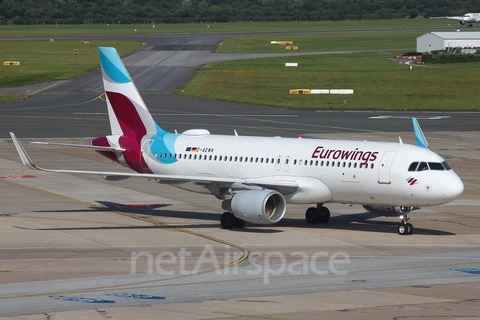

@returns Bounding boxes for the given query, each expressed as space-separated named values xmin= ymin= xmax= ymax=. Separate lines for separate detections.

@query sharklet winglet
xmin=412 ymin=117 xmax=430 ymax=149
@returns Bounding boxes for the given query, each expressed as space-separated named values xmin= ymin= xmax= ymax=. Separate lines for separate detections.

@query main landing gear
xmin=398 ymin=206 xmax=414 ymax=235
xmin=305 ymin=204 xmax=330 ymax=224
xmin=220 ymin=212 xmax=245 ymax=229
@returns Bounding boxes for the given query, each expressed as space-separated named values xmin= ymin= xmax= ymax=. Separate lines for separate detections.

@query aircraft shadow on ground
xmin=29 ymin=200 xmax=455 ymax=236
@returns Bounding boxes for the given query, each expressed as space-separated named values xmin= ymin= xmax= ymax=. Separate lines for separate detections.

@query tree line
xmin=1 ymin=0 xmax=480 ymax=25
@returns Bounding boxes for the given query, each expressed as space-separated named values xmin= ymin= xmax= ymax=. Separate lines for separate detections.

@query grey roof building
xmin=417 ymin=32 xmax=480 ymax=53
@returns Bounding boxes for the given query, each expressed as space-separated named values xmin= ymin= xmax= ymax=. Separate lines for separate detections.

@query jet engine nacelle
xmin=363 ymin=205 xmax=402 ymax=217
xmin=222 ymin=190 xmax=286 ymax=224
xmin=459 ymin=20 xmax=466 ymax=25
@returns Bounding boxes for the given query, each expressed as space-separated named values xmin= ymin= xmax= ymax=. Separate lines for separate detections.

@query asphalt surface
xmin=0 ymin=29 xmax=479 ymax=319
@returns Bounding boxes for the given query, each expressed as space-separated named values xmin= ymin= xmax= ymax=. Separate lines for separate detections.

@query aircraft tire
xmin=305 ymin=207 xmax=318 ymax=224
xmin=317 ymin=207 xmax=331 ymax=223
xmin=234 ymin=218 xmax=246 ymax=229
xmin=221 ymin=212 xmax=236 ymax=229
xmin=407 ymin=223 xmax=414 ymax=235
xmin=398 ymin=224 xmax=409 ymax=235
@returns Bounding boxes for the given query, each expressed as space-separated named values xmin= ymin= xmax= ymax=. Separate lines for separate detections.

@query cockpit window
xmin=442 ymin=161 xmax=451 ymax=170
xmin=428 ymin=162 xmax=444 ymax=170
xmin=408 ymin=162 xmax=419 ymax=172
xmin=417 ymin=162 xmax=429 ymax=171
xmin=408 ymin=161 xmax=451 ymax=171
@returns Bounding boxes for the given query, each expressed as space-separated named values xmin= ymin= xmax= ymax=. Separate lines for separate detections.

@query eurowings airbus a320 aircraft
xmin=10 ymin=47 xmax=464 ymax=235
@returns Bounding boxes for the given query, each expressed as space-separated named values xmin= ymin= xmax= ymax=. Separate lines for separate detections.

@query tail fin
xmin=98 ymin=47 xmax=167 ymax=137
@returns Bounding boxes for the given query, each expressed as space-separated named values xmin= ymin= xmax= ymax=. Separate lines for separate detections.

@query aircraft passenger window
xmin=331 ymin=161 xmax=335 ymax=167
xmin=370 ymin=163 xmax=374 ymax=169
xmin=261 ymin=158 xmax=264 ymax=163
xmin=428 ymin=162 xmax=445 ymax=170
xmin=343 ymin=162 xmax=346 ymax=167
xmin=354 ymin=163 xmax=357 ymax=168
xmin=209 ymin=155 xmax=212 ymax=160
xmin=338 ymin=162 xmax=341 ymax=167
xmin=417 ymin=162 xmax=428 ymax=171
xmin=310 ymin=160 xmax=313 ymax=166
xmin=234 ymin=156 xmax=238 ymax=162
xmin=294 ymin=159 xmax=297 ymax=165
xmin=348 ymin=162 xmax=351 ymax=168
xmin=442 ymin=161 xmax=451 ymax=170
xmin=315 ymin=160 xmax=318 ymax=166
xmin=189 ymin=154 xmax=192 ymax=160
xmin=276 ymin=158 xmax=279 ymax=164
xmin=321 ymin=161 xmax=324 ymax=166
xmin=256 ymin=157 xmax=259 ymax=163
xmin=230 ymin=156 xmax=233 ymax=161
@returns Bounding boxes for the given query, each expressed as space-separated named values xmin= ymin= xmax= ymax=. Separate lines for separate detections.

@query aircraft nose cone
xmin=444 ymin=173 xmax=464 ymax=202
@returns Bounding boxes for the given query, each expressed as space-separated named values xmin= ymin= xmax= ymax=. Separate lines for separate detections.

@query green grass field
xmin=178 ymin=53 xmax=480 ymax=110
xmin=216 ymin=32 xmax=421 ymax=53
xmin=0 ymin=39 xmax=143 ymax=102
xmin=0 ymin=18 xmax=454 ymax=36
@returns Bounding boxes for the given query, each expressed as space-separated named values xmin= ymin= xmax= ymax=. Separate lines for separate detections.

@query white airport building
xmin=417 ymin=32 xmax=480 ymax=53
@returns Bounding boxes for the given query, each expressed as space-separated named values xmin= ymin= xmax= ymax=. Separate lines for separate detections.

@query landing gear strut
xmin=398 ymin=206 xmax=414 ymax=235
xmin=220 ymin=212 xmax=245 ymax=229
xmin=305 ymin=204 xmax=330 ymax=224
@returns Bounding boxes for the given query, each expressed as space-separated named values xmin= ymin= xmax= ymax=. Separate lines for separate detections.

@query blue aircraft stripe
xmin=98 ymin=47 xmax=131 ymax=84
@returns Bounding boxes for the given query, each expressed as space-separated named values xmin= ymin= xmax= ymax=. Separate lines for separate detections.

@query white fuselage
xmin=142 ymin=131 xmax=464 ymax=207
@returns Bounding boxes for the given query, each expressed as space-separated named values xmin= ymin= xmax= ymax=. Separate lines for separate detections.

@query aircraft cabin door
xmin=141 ymin=139 xmax=153 ymax=170
xmin=284 ymin=156 xmax=290 ymax=171
xmin=378 ymin=151 xmax=396 ymax=184
xmin=275 ymin=155 xmax=282 ymax=171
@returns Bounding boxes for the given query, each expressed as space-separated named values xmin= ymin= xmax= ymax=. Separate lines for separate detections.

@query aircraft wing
xmin=429 ymin=16 xmax=464 ymax=20
xmin=9 ymin=132 xmax=299 ymax=194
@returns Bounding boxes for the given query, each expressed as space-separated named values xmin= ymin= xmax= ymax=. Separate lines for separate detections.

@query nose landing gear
xmin=398 ymin=206 xmax=414 ymax=235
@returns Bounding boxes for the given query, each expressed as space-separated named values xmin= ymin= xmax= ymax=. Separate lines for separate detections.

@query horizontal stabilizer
xmin=31 ymin=141 xmax=125 ymax=152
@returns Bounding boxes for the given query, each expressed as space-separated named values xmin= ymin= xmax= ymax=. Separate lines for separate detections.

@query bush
xmin=431 ymin=53 xmax=480 ymax=63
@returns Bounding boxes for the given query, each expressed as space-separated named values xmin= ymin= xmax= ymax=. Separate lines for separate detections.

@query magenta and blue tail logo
xmin=97 ymin=47 xmax=179 ymax=168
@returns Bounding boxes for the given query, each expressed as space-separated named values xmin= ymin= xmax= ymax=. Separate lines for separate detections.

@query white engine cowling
xmin=363 ymin=205 xmax=401 ymax=217
xmin=222 ymin=190 xmax=287 ymax=224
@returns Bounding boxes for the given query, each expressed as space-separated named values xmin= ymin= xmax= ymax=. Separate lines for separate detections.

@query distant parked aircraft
xmin=431 ymin=13 xmax=480 ymax=27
